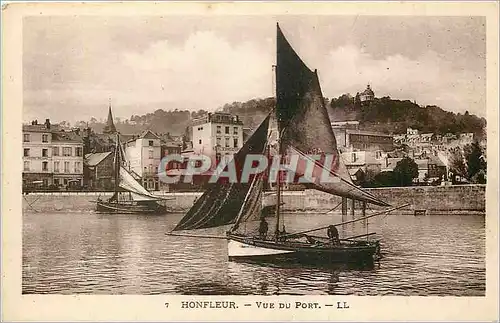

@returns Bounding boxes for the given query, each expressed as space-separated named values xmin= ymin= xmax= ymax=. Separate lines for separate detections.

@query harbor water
xmin=22 ymin=211 xmax=485 ymax=296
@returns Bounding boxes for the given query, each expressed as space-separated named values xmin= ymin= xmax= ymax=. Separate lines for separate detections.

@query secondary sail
xmin=118 ymin=166 xmax=159 ymax=201
xmin=275 ymin=24 xmax=389 ymax=207
xmin=172 ymin=114 xmax=271 ymax=231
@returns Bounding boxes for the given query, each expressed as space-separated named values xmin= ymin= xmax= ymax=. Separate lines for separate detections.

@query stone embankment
xmin=22 ymin=185 xmax=486 ymax=215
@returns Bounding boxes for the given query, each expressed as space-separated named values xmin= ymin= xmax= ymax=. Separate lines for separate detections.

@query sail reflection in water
xmin=23 ymin=212 xmax=485 ymax=296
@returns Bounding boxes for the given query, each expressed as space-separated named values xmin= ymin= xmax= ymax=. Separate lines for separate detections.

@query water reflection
xmin=23 ymin=212 xmax=485 ymax=296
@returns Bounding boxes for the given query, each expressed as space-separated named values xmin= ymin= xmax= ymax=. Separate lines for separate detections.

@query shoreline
xmin=22 ymin=184 xmax=486 ymax=215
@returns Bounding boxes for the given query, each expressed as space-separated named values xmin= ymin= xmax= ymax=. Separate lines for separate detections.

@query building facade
xmin=83 ymin=152 xmax=114 ymax=190
xmin=123 ymin=130 xmax=163 ymax=191
xmin=191 ymin=112 xmax=244 ymax=167
xmin=334 ymin=128 xmax=394 ymax=152
xmin=23 ymin=119 xmax=84 ymax=189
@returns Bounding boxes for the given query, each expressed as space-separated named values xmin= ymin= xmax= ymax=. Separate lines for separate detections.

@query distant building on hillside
xmin=359 ymin=84 xmax=375 ymax=103
xmin=407 ymin=127 xmax=419 ymax=135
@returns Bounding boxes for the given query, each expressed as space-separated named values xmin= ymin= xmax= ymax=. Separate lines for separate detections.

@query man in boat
xmin=327 ymin=225 xmax=340 ymax=245
xmin=258 ymin=217 xmax=268 ymax=240
xmin=277 ymin=224 xmax=287 ymax=242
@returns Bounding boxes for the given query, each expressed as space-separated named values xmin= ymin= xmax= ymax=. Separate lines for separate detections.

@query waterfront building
xmin=341 ymin=150 xmax=384 ymax=183
xmin=51 ymin=130 xmax=84 ymax=188
xmin=23 ymin=119 xmax=84 ymax=189
xmin=83 ymin=152 xmax=113 ymax=190
xmin=191 ymin=112 xmax=244 ymax=167
xmin=123 ymin=130 xmax=162 ymax=191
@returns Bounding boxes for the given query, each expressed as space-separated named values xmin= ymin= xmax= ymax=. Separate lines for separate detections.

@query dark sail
xmin=276 ymin=24 xmax=389 ymax=207
xmin=172 ymin=114 xmax=271 ymax=231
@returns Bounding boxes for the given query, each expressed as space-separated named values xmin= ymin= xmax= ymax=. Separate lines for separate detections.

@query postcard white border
xmin=2 ymin=1 xmax=499 ymax=321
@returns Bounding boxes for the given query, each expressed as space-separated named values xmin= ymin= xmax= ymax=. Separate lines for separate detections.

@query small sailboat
xmin=168 ymin=24 xmax=408 ymax=265
xmin=95 ymin=133 xmax=173 ymax=214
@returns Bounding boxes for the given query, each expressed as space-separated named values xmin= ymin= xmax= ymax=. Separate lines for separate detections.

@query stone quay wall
xmin=22 ymin=185 xmax=485 ymax=215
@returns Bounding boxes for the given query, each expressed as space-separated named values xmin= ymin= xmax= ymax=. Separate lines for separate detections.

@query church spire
xmin=103 ymin=98 xmax=117 ymax=134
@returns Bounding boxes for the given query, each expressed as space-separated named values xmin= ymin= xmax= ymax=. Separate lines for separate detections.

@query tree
xmin=449 ymin=147 xmax=467 ymax=181
xmin=449 ymin=141 xmax=487 ymax=184
xmin=393 ymin=157 xmax=419 ymax=186
xmin=466 ymin=141 xmax=486 ymax=182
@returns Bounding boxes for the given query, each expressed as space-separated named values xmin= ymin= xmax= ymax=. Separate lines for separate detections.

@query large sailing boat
xmin=95 ymin=133 xmax=173 ymax=214
xmin=169 ymin=24 xmax=407 ymax=264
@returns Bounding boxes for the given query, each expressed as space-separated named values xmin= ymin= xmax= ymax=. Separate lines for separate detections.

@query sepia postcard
xmin=2 ymin=1 xmax=499 ymax=321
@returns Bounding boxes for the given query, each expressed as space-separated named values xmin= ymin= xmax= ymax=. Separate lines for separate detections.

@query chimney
xmin=45 ymin=119 xmax=51 ymax=129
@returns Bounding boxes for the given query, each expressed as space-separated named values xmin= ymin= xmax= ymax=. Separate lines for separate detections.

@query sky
xmin=23 ymin=15 xmax=486 ymax=124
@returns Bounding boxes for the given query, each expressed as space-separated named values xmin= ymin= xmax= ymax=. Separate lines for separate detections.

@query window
xmin=233 ymin=138 xmax=239 ymax=148
xmin=23 ymin=148 xmax=30 ymax=157
xmin=149 ymin=140 xmax=154 ymax=147
xmin=42 ymin=149 xmax=48 ymax=157
xmin=198 ymin=139 xmax=202 ymax=144
xmin=225 ymin=137 xmax=230 ymax=148
xmin=233 ymin=127 xmax=238 ymax=135
xmin=351 ymin=153 xmax=357 ymax=162
xmin=75 ymin=147 xmax=83 ymax=157
xmin=63 ymin=147 xmax=72 ymax=156
xmin=74 ymin=162 xmax=81 ymax=173
xmin=216 ymin=137 xmax=221 ymax=146
xmin=23 ymin=134 xmax=30 ymax=142
xmin=42 ymin=134 xmax=48 ymax=143
xmin=42 ymin=161 xmax=48 ymax=171
xmin=53 ymin=179 xmax=59 ymax=186
xmin=216 ymin=126 xmax=221 ymax=134
xmin=216 ymin=153 xmax=222 ymax=163
xmin=54 ymin=161 xmax=60 ymax=173
xmin=225 ymin=126 xmax=230 ymax=134
xmin=23 ymin=161 xmax=29 ymax=171
xmin=148 ymin=150 xmax=154 ymax=159
xmin=53 ymin=147 xmax=59 ymax=156
xmin=64 ymin=161 xmax=70 ymax=173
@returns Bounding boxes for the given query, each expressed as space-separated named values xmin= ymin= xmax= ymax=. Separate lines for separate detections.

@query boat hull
xmin=227 ymin=234 xmax=379 ymax=265
xmin=96 ymin=201 xmax=169 ymax=215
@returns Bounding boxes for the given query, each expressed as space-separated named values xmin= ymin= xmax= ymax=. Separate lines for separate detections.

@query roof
xmin=140 ymin=130 xmax=161 ymax=140
xmin=415 ymin=159 xmax=429 ymax=169
xmin=345 ymin=129 xmax=393 ymax=138
xmin=22 ymin=123 xmax=62 ymax=133
xmin=84 ymin=152 xmax=112 ymax=166
xmin=428 ymin=155 xmax=446 ymax=167
xmin=52 ymin=131 xmax=83 ymax=143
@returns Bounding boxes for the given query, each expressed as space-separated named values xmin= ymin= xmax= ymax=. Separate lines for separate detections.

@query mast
xmin=114 ymin=133 xmax=120 ymax=202
xmin=274 ymin=149 xmax=281 ymax=240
